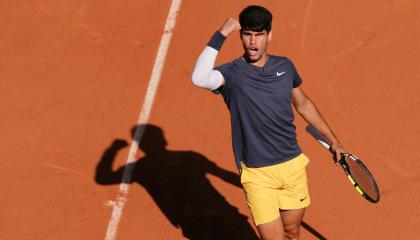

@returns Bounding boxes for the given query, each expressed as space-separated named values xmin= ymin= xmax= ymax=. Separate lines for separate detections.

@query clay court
xmin=1 ymin=0 xmax=420 ymax=239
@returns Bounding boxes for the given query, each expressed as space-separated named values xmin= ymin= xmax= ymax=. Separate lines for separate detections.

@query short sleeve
xmin=290 ymin=60 xmax=302 ymax=88
xmin=212 ymin=85 xmax=225 ymax=94
xmin=212 ymin=63 xmax=231 ymax=95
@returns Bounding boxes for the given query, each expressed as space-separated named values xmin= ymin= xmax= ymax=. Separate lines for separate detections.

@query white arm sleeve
xmin=191 ymin=46 xmax=225 ymax=90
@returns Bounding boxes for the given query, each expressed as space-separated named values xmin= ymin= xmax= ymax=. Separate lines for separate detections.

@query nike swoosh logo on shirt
xmin=277 ymin=71 xmax=286 ymax=77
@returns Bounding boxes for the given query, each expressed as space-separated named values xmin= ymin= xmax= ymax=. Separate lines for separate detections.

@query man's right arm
xmin=191 ymin=18 xmax=241 ymax=90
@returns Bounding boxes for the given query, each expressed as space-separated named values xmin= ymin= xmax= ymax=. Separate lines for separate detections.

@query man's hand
xmin=111 ymin=139 xmax=129 ymax=149
xmin=331 ymin=141 xmax=346 ymax=165
xmin=219 ymin=18 xmax=241 ymax=37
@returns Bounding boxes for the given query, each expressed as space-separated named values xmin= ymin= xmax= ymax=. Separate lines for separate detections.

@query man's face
xmin=240 ymin=29 xmax=272 ymax=62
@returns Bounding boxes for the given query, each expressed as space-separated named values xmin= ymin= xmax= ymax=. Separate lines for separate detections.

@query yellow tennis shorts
xmin=240 ymin=153 xmax=310 ymax=225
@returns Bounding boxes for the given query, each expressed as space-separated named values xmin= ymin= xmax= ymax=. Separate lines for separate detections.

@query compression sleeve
xmin=191 ymin=32 xmax=226 ymax=90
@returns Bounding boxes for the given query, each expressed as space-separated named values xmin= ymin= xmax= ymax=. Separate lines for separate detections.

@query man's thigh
xmin=256 ymin=217 xmax=284 ymax=240
xmin=280 ymin=208 xmax=306 ymax=239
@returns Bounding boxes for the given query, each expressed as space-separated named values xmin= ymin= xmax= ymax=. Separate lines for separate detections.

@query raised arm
xmin=191 ymin=18 xmax=241 ymax=90
xmin=292 ymin=87 xmax=345 ymax=162
xmin=95 ymin=139 xmax=128 ymax=184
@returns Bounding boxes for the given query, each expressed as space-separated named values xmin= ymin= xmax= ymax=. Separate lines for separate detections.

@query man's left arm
xmin=292 ymin=87 xmax=345 ymax=162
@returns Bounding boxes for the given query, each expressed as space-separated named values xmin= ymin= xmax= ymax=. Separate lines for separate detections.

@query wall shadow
xmin=95 ymin=124 xmax=258 ymax=240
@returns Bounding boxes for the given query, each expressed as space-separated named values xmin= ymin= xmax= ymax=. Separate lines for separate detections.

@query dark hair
xmin=239 ymin=5 xmax=272 ymax=32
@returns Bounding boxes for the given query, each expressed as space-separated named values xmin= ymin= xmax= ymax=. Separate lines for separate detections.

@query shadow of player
xmin=95 ymin=124 xmax=258 ymax=240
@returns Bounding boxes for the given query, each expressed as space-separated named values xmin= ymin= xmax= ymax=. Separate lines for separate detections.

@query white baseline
xmin=104 ymin=0 xmax=182 ymax=239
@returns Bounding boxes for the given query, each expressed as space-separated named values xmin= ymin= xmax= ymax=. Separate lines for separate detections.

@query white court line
xmin=104 ymin=0 xmax=182 ymax=239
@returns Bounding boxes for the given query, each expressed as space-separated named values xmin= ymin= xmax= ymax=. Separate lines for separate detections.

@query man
xmin=192 ymin=5 xmax=345 ymax=240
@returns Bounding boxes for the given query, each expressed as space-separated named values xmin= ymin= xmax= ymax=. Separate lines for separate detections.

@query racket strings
xmin=344 ymin=155 xmax=379 ymax=201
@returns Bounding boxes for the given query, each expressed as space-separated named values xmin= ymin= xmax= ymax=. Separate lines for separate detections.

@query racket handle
xmin=306 ymin=124 xmax=346 ymax=161
xmin=306 ymin=125 xmax=331 ymax=148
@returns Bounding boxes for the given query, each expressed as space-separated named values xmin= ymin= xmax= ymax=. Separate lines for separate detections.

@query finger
xmin=230 ymin=21 xmax=239 ymax=27
xmin=336 ymin=150 xmax=344 ymax=165
xmin=229 ymin=18 xmax=238 ymax=26
xmin=335 ymin=156 xmax=341 ymax=165
xmin=332 ymin=151 xmax=339 ymax=165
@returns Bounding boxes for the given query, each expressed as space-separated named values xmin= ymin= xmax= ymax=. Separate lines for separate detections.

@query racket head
xmin=339 ymin=153 xmax=380 ymax=203
xmin=306 ymin=124 xmax=380 ymax=203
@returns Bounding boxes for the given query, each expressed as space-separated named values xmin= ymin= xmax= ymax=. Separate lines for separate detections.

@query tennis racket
xmin=306 ymin=125 xmax=380 ymax=203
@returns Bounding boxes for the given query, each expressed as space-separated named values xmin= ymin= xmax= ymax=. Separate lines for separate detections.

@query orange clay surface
xmin=1 ymin=0 xmax=420 ymax=239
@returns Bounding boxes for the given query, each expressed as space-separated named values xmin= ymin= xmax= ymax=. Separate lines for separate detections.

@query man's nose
xmin=250 ymin=35 xmax=256 ymax=44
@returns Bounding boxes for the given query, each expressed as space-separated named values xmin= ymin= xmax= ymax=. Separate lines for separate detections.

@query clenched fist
xmin=219 ymin=18 xmax=241 ymax=37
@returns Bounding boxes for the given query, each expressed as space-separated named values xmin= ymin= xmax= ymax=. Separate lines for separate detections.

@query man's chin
xmin=245 ymin=55 xmax=261 ymax=63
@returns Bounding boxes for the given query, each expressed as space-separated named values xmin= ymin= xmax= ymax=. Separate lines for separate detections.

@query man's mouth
xmin=248 ymin=47 xmax=258 ymax=56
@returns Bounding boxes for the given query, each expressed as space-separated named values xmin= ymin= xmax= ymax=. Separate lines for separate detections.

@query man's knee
xmin=283 ymin=224 xmax=300 ymax=240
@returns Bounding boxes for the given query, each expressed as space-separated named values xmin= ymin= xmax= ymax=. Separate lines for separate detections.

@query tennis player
xmin=192 ymin=5 xmax=345 ymax=240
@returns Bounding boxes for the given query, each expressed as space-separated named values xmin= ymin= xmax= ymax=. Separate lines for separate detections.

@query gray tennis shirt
xmin=213 ymin=52 xmax=303 ymax=169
